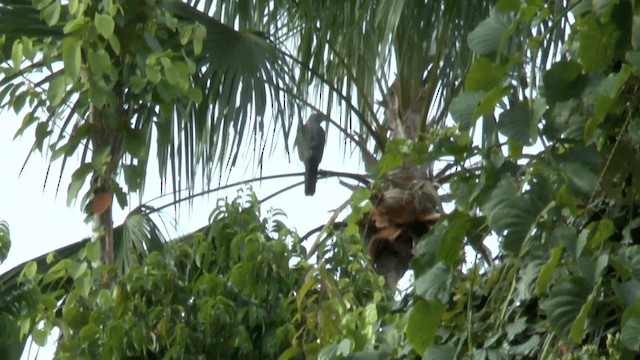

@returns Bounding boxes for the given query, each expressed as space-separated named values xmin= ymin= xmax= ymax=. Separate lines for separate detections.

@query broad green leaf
xmin=123 ymin=128 xmax=148 ymax=160
xmin=42 ymin=1 xmax=61 ymax=26
xmin=569 ymin=282 xmax=599 ymax=343
xmin=123 ymin=164 xmax=145 ymax=192
xmin=468 ymin=11 xmax=511 ymax=55
xmin=63 ymin=15 xmax=88 ymax=34
xmin=79 ymin=323 xmax=98 ymax=342
xmin=541 ymin=276 xmax=592 ymax=339
xmin=423 ymin=344 xmax=456 ymax=360
xmin=12 ymin=90 xmax=28 ymax=114
xmin=318 ymin=345 xmax=338 ymax=360
xmin=450 ymin=91 xmax=484 ymax=130
xmin=32 ymin=328 xmax=49 ymax=346
xmin=496 ymin=0 xmax=520 ymax=12
xmin=465 ymin=57 xmax=506 ymax=91
xmin=11 ymin=40 xmax=22 ymax=70
xmin=561 ymin=162 xmax=598 ymax=195
xmin=47 ymin=75 xmax=66 ymax=106
xmin=179 ymin=24 xmax=193 ymax=45
xmin=107 ymin=34 xmax=120 ymax=53
xmin=634 ymin=14 xmax=640 ymax=50
xmin=406 ymin=299 xmax=445 ymax=355
xmin=576 ymin=15 xmax=619 ymax=71
xmin=535 ymin=245 xmax=563 ymax=296
xmin=62 ymin=37 xmax=82 ymax=79
xmin=475 ymin=86 xmax=509 ymax=118
xmin=97 ymin=289 xmax=112 ymax=309
xmin=505 ymin=317 xmax=528 ymax=340
xmin=542 ymin=60 xmax=586 ymax=105
xmin=193 ymin=24 xmax=206 ymax=55
xmin=336 ymin=338 xmax=353 ymax=356
xmin=76 ymin=274 xmax=93 ymax=298
xmin=498 ymin=104 xmax=535 ymax=146
xmin=66 ymin=163 xmax=93 ymax=206
xmin=68 ymin=0 xmax=79 ymax=15
xmin=482 ymin=178 xmax=546 ymax=253
xmin=67 ymin=261 xmax=88 ymax=280
xmin=94 ymin=14 xmax=115 ymax=38
xmin=586 ymin=66 xmax=632 ymax=139
xmin=621 ymin=303 xmax=640 ymax=351
xmin=435 ymin=212 xmax=469 ymax=267
xmin=34 ymin=121 xmax=52 ymax=152
xmin=42 ymin=259 xmax=71 ymax=284
xmin=92 ymin=146 xmax=112 ymax=174
xmin=278 ymin=347 xmax=301 ymax=360
xmin=87 ymin=48 xmax=112 ymax=77
xmin=592 ymin=0 xmax=617 ymax=21
xmin=22 ymin=261 xmax=37 ymax=280
xmin=587 ymin=219 xmax=615 ymax=251
xmin=414 ymin=262 xmax=451 ymax=302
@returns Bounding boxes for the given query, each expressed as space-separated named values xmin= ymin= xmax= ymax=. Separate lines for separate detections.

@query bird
xmin=295 ymin=113 xmax=326 ymax=196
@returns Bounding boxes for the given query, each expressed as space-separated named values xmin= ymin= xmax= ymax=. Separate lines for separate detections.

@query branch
xmin=147 ymin=170 xmax=370 ymax=215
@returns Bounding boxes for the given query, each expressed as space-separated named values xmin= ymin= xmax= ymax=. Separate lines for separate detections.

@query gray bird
xmin=295 ymin=113 xmax=326 ymax=196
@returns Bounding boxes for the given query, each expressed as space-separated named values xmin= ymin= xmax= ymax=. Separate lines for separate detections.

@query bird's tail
xmin=305 ymin=165 xmax=318 ymax=196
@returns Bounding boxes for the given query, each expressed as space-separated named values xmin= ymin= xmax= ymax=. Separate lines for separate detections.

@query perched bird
xmin=295 ymin=113 xmax=326 ymax=196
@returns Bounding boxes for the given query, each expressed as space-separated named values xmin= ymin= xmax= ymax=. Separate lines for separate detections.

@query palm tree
xmin=0 ymin=0 xmax=573 ymax=357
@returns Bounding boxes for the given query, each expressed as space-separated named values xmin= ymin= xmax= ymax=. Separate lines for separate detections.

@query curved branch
xmin=147 ymin=170 xmax=370 ymax=215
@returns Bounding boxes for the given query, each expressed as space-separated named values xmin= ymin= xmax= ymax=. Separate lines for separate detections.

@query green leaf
xmin=336 ymin=338 xmax=353 ymax=356
xmin=414 ymin=263 xmax=451 ymax=302
xmin=587 ymin=219 xmax=615 ymax=251
xmin=66 ymin=163 xmax=93 ymax=206
xmin=435 ymin=213 xmax=469 ymax=267
xmin=64 ymin=16 xmax=88 ymax=34
xmin=465 ymin=57 xmax=506 ymax=91
xmin=622 ymin=303 xmax=640 ymax=351
xmin=62 ymin=37 xmax=82 ymax=79
xmin=278 ymin=347 xmax=301 ymax=360
xmin=542 ymin=60 xmax=586 ymax=105
xmin=22 ymin=261 xmax=37 ymax=280
xmin=11 ymin=40 xmax=22 ymax=70
xmin=482 ymin=178 xmax=545 ymax=254
xmin=87 ymin=48 xmax=112 ymax=77
xmin=576 ymin=15 xmax=619 ymax=72
xmin=569 ymin=282 xmax=599 ymax=343
xmin=32 ymin=328 xmax=49 ymax=346
xmin=450 ymin=91 xmax=484 ymax=130
xmin=423 ymin=344 xmax=456 ymax=360
xmin=123 ymin=164 xmax=145 ymax=192
xmin=542 ymin=276 xmax=592 ymax=339
xmin=95 ymin=14 xmax=115 ymax=39
xmin=496 ymin=0 xmax=520 ymax=12
xmin=86 ymin=241 xmax=101 ymax=263
xmin=406 ymin=299 xmax=445 ymax=355
xmin=468 ymin=11 xmax=511 ymax=55
xmin=42 ymin=1 xmax=61 ymax=26
xmin=92 ymin=146 xmax=112 ymax=174
xmin=535 ymin=245 xmax=563 ymax=296
xmin=561 ymin=162 xmax=598 ymax=195
xmin=498 ymin=104 xmax=535 ymax=146
xmin=552 ymin=226 xmax=579 ymax=258
xmin=47 ymin=74 xmax=66 ymax=106
xmin=193 ymin=24 xmax=206 ymax=55
xmin=97 ymin=289 xmax=113 ymax=309
xmin=67 ymin=260 xmax=88 ymax=280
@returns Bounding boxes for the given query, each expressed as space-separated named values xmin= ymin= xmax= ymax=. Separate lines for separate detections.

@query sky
xmin=0 ymin=109 xmax=362 ymax=359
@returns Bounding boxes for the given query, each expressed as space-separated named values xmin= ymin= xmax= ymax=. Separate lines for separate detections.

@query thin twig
xmin=305 ymin=197 xmax=352 ymax=260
